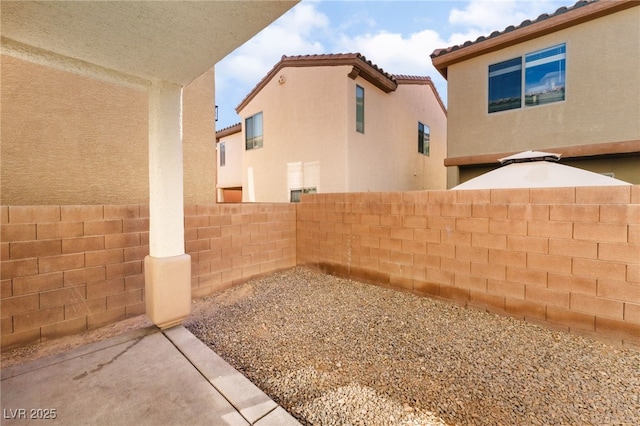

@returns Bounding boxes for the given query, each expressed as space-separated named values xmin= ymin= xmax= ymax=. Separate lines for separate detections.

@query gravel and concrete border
xmin=186 ymin=267 xmax=640 ymax=426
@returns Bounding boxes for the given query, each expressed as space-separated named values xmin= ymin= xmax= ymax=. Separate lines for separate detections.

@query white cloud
xmin=216 ymin=3 xmax=329 ymax=88
xmin=449 ymin=0 xmax=570 ymax=34
xmin=335 ymin=28 xmax=446 ymax=76
xmin=215 ymin=0 xmax=574 ymax=127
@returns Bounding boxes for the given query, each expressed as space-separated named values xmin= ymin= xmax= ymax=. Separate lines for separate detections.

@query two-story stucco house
xmin=430 ymin=0 xmax=640 ymax=188
xmin=215 ymin=123 xmax=243 ymax=202
xmin=217 ymin=53 xmax=447 ymax=203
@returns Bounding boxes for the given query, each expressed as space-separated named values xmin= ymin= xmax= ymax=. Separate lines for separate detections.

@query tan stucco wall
xmin=1 ymin=55 xmax=216 ymax=205
xmin=347 ymin=81 xmax=447 ymax=192
xmin=446 ymin=8 xmax=640 ymax=164
xmin=217 ymin=131 xmax=245 ymax=189
xmin=183 ymin=68 xmax=216 ymax=204
xmin=241 ymin=66 xmax=351 ymax=202
xmin=239 ymin=65 xmax=447 ymax=202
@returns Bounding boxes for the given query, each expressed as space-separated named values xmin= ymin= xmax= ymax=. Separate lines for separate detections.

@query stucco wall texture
xmin=447 ymin=7 xmax=640 ymax=158
xmin=239 ymin=65 xmax=447 ymax=203
xmin=445 ymin=6 xmax=640 ymax=187
xmin=1 ymin=55 xmax=216 ymax=205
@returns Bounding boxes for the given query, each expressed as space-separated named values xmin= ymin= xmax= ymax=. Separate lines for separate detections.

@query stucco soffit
xmin=444 ymin=140 xmax=640 ymax=167
xmin=0 ymin=1 xmax=298 ymax=86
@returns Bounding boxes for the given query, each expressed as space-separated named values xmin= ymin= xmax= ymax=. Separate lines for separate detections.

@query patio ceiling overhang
xmin=1 ymin=0 xmax=297 ymax=87
xmin=1 ymin=0 xmax=299 ymax=330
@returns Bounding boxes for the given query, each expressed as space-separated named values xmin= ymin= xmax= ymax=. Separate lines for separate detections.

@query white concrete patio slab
xmin=1 ymin=326 xmax=300 ymax=426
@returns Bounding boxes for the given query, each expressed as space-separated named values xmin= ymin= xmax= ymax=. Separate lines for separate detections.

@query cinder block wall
xmin=185 ymin=203 xmax=296 ymax=297
xmin=1 ymin=203 xmax=296 ymax=350
xmin=297 ymin=186 xmax=640 ymax=349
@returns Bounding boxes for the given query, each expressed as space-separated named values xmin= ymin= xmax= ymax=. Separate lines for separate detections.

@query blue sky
xmin=215 ymin=0 xmax=576 ymax=130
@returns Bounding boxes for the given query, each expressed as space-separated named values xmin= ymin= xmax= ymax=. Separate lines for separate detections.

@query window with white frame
xmin=245 ymin=112 xmax=263 ymax=150
xmin=488 ymin=43 xmax=565 ymax=113
xmin=287 ymin=161 xmax=319 ymax=203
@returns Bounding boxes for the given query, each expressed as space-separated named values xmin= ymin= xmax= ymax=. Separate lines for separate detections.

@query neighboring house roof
xmin=236 ymin=53 xmax=448 ymax=114
xmin=430 ymin=0 xmax=638 ymax=79
xmin=393 ymin=74 xmax=447 ymax=115
xmin=216 ymin=122 xmax=241 ymax=141
xmin=451 ymin=151 xmax=632 ymax=190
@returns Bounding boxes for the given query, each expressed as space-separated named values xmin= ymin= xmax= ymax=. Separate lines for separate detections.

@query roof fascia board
xmin=215 ymin=123 xmax=242 ymax=141
xmin=348 ymin=63 xmax=397 ymax=93
xmin=444 ymin=140 xmax=640 ymax=167
xmin=431 ymin=0 xmax=638 ymax=79
xmin=236 ymin=55 xmax=397 ymax=113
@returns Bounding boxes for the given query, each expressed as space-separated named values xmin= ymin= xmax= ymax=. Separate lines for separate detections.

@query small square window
xmin=290 ymin=187 xmax=316 ymax=203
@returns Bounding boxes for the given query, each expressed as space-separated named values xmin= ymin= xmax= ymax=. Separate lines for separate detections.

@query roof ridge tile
xmin=430 ymin=0 xmax=599 ymax=59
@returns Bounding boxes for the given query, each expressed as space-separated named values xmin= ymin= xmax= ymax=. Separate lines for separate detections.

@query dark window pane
xmin=245 ymin=112 xmax=263 ymax=150
xmin=356 ymin=85 xmax=364 ymax=133
xmin=290 ymin=189 xmax=302 ymax=203
xmin=245 ymin=116 xmax=253 ymax=150
xmin=488 ymin=57 xmax=522 ymax=113
xmin=418 ymin=122 xmax=430 ymax=156
xmin=525 ymin=44 xmax=566 ymax=106
xmin=424 ymin=125 xmax=430 ymax=156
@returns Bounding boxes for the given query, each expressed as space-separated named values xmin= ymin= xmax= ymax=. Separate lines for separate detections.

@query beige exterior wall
xmin=446 ymin=7 xmax=640 ymax=185
xmin=239 ymin=65 xmax=447 ymax=202
xmin=241 ymin=66 xmax=351 ymax=202
xmin=1 ymin=56 xmax=216 ymax=205
xmin=347 ymin=81 xmax=446 ymax=192
xmin=217 ymin=131 xmax=244 ymax=189
xmin=183 ymin=68 xmax=217 ymax=204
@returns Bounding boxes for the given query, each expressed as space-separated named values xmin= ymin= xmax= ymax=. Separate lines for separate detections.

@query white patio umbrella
xmin=451 ymin=150 xmax=631 ymax=190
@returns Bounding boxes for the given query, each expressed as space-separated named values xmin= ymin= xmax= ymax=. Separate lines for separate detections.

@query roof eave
xmin=215 ymin=123 xmax=242 ymax=141
xmin=431 ymin=0 xmax=638 ymax=80
xmin=236 ymin=54 xmax=397 ymax=113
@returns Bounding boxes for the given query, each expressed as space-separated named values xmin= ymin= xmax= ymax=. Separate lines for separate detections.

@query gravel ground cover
xmin=185 ymin=267 xmax=640 ymax=426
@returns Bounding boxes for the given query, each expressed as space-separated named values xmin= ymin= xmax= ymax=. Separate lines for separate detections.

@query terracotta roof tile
xmin=215 ymin=122 xmax=241 ymax=139
xmin=393 ymin=74 xmax=432 ymax=83
xmin=235 ymin=52 xmax=399 ymax=112
xmin=233 ymin=53 xmax=447 ymax=116
xmin=430 ymin=0 xmax=597 ymax=60
xmin=430 ymin=0 xmax=638 ymax=79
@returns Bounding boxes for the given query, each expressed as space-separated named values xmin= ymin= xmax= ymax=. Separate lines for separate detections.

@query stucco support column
xmin=145 ymin=80 xmax=191 ymax=329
